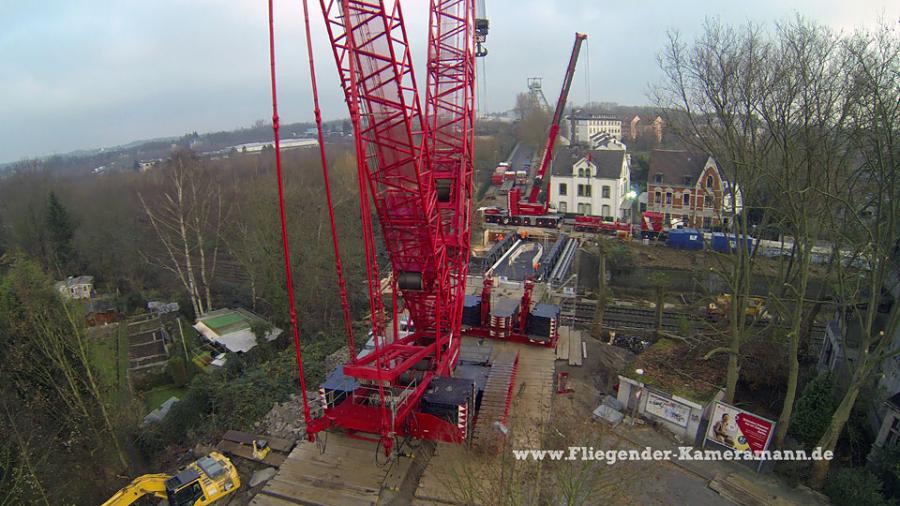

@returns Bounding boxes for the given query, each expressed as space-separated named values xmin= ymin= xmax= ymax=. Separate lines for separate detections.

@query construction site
xmin=5 ymin=0 xmax=896 ymax=505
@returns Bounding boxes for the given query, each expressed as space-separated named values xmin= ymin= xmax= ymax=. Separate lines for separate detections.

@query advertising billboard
xmin=645 ymin=391 xmax=691 ymax=427
xmin=705 ymin=401 xmax=775 ymax=455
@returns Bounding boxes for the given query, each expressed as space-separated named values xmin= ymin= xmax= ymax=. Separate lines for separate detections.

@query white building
xmin=55 ymin=276 xmax=94 ymax=300
xmin=567 ymin=113 xmax=622 ymax=144
xmin=549 ymin=147 xmax=631 ymax=220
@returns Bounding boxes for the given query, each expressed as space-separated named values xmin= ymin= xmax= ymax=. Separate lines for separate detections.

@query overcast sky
xmin=1 ymin=0 xmax=896 ymax=163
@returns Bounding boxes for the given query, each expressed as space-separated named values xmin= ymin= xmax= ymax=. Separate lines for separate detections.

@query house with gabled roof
xmin=646 ymin=149 xmax=742 ymax=230
xmin=54 ymin=275 xmax=94 ymax=300
xmin=548 ymin=146 xmax=631 ymax=220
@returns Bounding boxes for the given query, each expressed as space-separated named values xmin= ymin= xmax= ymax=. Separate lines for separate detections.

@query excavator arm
xmin=101 ymin=473 xmax=169 ymax=506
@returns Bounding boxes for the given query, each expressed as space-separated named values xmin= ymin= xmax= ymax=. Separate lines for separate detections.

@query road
xmin=507 ymin=142 xmax=535 ymax=174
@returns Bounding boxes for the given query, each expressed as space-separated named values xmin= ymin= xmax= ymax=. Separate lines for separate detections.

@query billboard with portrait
xmin=704 ymin=401 xmax=775 ymax=455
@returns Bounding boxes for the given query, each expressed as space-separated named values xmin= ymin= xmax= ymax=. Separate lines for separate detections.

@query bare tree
xmin=753 ymin=18 xmax=856 ymax=448
xmin=655 ymin=20 xmax=772 ymax=402
xmin=808 ymin=23 xmax=900 ymax=488
xmin=139 ymin=150 xmax=226 ymax=316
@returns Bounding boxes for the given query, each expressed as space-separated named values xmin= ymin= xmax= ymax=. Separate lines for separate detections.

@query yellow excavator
xmin=707 ymin=294 xmax=769 ymax=320
xmin=102 ymin=452 xmax=240 ymax=506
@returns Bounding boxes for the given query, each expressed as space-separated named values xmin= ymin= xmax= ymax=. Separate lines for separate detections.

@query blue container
xmin=711 ymin=233 xmax=756 ymax=254
xmin=667 ymin=228 xmax=704 ymax=250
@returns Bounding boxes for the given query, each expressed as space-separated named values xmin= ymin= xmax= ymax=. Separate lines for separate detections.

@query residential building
xmin=628 ymin=115 xmax=665 ymax=143
xmin=567 ymin=112 xmax=622 ymax=144
xmin=646 ymin=150 xmax=742 ymax=230
xmin=548 ymin=146 xmax=631 ymax=220
xmin=587 ymin=132 xmax=627 ymax=151
xmin=55 ymin=275 xmax=94 ymax=300
xmin=194 ymin=307 xmax=283 ymax=353
xmin=816 ymin=260 xmax=900 ymax=460
xmin=873 ymin=394 xmax=900 ymax=454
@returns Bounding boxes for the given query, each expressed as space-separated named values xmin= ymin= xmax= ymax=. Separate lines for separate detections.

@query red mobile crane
xmin=267 ymin=0 xmax=485 ymax=456
xmin=484 ymin=33 xmax=587 ymax=228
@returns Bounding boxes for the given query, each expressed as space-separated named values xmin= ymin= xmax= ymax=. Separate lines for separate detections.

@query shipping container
xmin=711 ymin=233 xmax=756 ymax=254
xmin=666 ymin=228 xmax=704 ymax=250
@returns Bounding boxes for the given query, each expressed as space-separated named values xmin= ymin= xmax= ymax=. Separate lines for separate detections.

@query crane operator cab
xmin=165 ymin=454 xmax=239 ymax=506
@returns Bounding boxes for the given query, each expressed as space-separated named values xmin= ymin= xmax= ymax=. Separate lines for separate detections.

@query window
xmin=888 ymin=416 xmax=900 ymax=447
xmin=602 ymin=204 xmax=611 ymax=217
xmin=577 ymin=184 xmax=584 ymax=197
xmin=654 ymin=191 xmax=661 ymax=204
xmin=703 ymin=216 xmax=712 ymax=229
xmin=664 ymin=213 xmax=671 ymax=225
xmin=583 ymin=185 xmax=592 ymax=197
xmin=682 ymin=176 xmax=692 ymax=186
xmin=704 ymin=195 xmax=713 ymax=208
xmin=665 ymin=192 xmax=672 ymax=204
xmin=602 ymin=185 xmax=610 ymax=198
xmin=654 ymin=173 xmax=663 ymax=184
xmin=558 ymin=183 xmax=567 ymax=196
xmin=172 ymin=483 xmax=205 ymax=506
xmin=559 ymin=202 xmax=567 ymax=213
xmin=578 ymin=168 xmax=585 ymax=177
xmin=577 ymin=203 xmax=592 ymax=215
xmin=706 ymin=175 xmax=714 ymax=188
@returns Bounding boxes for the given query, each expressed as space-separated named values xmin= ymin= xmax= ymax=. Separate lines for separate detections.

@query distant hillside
xmin=0 ymin=119 xmax=351 ymax=178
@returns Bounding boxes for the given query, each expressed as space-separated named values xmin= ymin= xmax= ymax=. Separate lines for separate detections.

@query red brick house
xmin=628 ymin=115 xmax=665 ymax=143
xmin=646 ymin=150 xmax=742 ymax=230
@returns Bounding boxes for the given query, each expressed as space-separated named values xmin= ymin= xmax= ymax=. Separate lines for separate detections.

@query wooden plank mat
xmin=250 ymin=432 xmax=388 ymax=506
xmin=509 ymin=345 xmax=556 ymax=448
xmin=568 ymin=330 xmax=583 ymax=366
xmin=414 ymin=443 xmax=477 ymax=505
xmin=414 ymin=338 xmax=557 ymax=505
xmin=555 ymin=326 xmax=570 ymax=360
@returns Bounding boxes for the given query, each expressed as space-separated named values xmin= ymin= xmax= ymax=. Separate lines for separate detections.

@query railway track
xmin=559 ymin=299 xmax=827 ymax=343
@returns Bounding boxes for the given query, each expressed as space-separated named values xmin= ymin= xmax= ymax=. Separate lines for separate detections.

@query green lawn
xmin=203 ymin=311 xmax=247 ymax=332
xmin=87 ymin=324 xmax=130 ymax=407
xmin=144 ymin=384 xmax=188 ymax=411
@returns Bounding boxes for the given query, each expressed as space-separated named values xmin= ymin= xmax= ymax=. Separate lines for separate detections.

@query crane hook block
xmin=397 ymin=271 xmax=424 ymax=291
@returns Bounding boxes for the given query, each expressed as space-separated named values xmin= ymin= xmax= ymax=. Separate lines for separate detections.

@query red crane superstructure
xmin=278 ymin=0 xmax=481 ymax=455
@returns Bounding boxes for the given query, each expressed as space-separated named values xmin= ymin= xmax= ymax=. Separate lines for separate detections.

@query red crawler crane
xmin=273 ymin=0 xmax=484 ymax=456
xmin=484 ymin=32 xmax=587 ymax=228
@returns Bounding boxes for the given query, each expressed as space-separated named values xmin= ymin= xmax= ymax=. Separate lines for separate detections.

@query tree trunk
xmin=65 ymin=306 xmax=130 ymax=471
xmin=724 ymin=345 xmax=740 ymax=403
xmin=178 ymin=204 xmax=203 ymax=315
xmin=1 ymin=401 xmax=50 ymax=506
xmin=809 ymin=377 xmax=862 ymax=489
xmin=591 ymin=251 xmax=607 ymax=339
xmin=655 ymin=285 xmax=664 ymax=336
xmin=774 ymin=246 xmax=811 ymax=448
